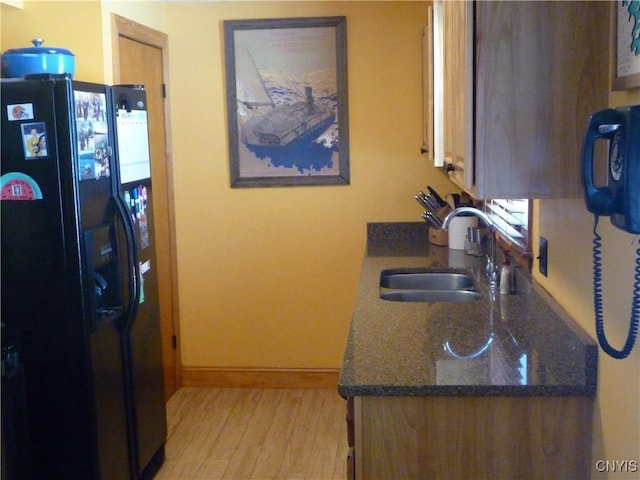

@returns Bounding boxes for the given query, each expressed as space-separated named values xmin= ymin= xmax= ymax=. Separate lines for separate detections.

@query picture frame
xmin=224 ymin=16 xmax=349 ymax=187
xmin=612 ymin=1 xmax=640 ymax=91
xmin=21 ymin=121 xmax=48 ymax=159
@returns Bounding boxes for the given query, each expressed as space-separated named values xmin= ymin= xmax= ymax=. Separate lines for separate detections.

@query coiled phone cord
xmin=592 ymin=215 xmax=640 ymax=359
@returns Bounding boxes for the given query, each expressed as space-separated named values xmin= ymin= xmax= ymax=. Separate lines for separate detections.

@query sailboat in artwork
xmin=235 ymin=48 xmax=336 ymax=149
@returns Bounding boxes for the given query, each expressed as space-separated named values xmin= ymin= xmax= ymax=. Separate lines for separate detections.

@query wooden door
xmin=112 ymin=15 xmax=181 ymax=400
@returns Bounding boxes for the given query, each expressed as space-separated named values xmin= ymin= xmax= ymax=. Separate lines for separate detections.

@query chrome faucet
xmin=442 ymin=206 xmax=500 ymax=287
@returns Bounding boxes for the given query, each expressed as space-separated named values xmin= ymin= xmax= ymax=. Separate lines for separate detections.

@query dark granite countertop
xmin=338 ymin=222 xmax=598 ymax=397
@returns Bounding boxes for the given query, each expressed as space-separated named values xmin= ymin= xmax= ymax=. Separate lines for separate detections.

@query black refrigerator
xmin=1 ymin=75 xmax=167 ymax=480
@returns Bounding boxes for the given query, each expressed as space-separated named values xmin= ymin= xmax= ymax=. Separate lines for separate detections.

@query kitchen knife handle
xmin=427 ymin=186 xmax=447 ymax=206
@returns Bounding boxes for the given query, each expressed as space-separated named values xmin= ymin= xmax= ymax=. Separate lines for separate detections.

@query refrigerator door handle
xmin=113 ymin=193 xmax=141 ymax=333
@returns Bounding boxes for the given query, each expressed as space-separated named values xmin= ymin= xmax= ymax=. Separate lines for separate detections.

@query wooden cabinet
xmin=346 ymin=397 xmax=356 ymax=480
xmin=442 ymin=0 xmax=472 ymax=189
xmin=349 ymin=395 xmax=593 ymax=479
xmin=421 ymin=7 xmax=435 ymax=165
xmin=432 ymin=0 xmax=610 ymax=199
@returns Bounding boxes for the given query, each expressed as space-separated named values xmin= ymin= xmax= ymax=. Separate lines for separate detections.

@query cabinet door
xmin=441 ymin=0 xmax=474 ymax=191
xmin=473 ymin=1 xmax=609 ymax=198
xmin=422 ymin=9 xmax=435 ymax=165
xmin=346 ymin=397 xmax=356 ymax=479
xmin=357 ymin=395 xmax=593 ymax=479
xmin=432 ymin=1 xmax=445 ymax=167
xmin=451 ymin=0 xmax=473 ymax=190
xmin=442 ymin=0 xmax=457 ymax=178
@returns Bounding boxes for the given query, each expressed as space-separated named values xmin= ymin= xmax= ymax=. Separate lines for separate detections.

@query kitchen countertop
xmin=338 ymin=222 xmax=598 ymax=398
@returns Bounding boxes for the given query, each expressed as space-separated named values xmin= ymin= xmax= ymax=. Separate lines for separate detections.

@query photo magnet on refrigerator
xmin=0 ymin=172 xmax=43 ymax=200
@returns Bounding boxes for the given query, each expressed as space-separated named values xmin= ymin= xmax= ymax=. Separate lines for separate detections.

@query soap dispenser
xmin=500 ymin=250 xmax=514 ymax=295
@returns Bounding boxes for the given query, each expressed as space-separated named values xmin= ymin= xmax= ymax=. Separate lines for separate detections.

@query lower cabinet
xmin=346 ymin=395 xmax=593 ymax=480
xmin=346 ymin=397 xmax=355 ymax=480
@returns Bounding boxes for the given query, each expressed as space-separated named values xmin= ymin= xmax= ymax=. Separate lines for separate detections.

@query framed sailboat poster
xmin=224 ymin=16 xmax=350 ymax=187
xmin=612 ymin=0 xmax=640 ymax=90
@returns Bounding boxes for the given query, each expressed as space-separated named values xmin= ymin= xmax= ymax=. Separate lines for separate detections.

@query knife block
xmin=428 ymin=227 xmax=448 ymax=246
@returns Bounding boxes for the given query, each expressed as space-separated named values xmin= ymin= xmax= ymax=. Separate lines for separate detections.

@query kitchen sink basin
xmin=380 ymin=271 xmax=475 ymax=290
xmin=380 ymin=289 xmax=482 ymax=303
xmin=379 ymin=269 xmax=481 ymax=303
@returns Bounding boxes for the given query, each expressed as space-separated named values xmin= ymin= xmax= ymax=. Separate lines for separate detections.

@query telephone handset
xmin=582 ymin=105 xmax=640 ymax=359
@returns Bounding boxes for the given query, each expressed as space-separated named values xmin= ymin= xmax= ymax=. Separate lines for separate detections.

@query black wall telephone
xmin=582 ymin=105 xmax=640 ymax=359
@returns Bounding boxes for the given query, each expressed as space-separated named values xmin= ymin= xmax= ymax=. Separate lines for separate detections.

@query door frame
xmin=111 ymin=14 xmax=182 ymax=396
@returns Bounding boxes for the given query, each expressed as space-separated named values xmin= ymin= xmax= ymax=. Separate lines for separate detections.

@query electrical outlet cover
xmin=539 ymin=237 xmax=548 ymax=277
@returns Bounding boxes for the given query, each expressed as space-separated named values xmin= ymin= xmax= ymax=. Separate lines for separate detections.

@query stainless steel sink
xmin=379 ymin=269 xmax=481 ymax=303
xmin=380 ymin=289 xmax=481 ymax=303
xmin=380 ymin=271 xmax=475 ymax=290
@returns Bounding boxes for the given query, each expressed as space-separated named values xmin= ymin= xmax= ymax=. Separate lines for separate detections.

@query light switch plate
xmin=539 ymin=237 xmax=548 ymax=277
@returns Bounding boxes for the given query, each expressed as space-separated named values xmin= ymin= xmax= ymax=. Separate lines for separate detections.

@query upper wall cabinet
xmin=421 ymin=6 xmax=435 ymax=165
xmin=430 ymin=0 xmax=610 ymax=199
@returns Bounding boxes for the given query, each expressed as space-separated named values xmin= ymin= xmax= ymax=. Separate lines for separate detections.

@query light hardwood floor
xmin=154 ymin=388 xmax=348 ymax=480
